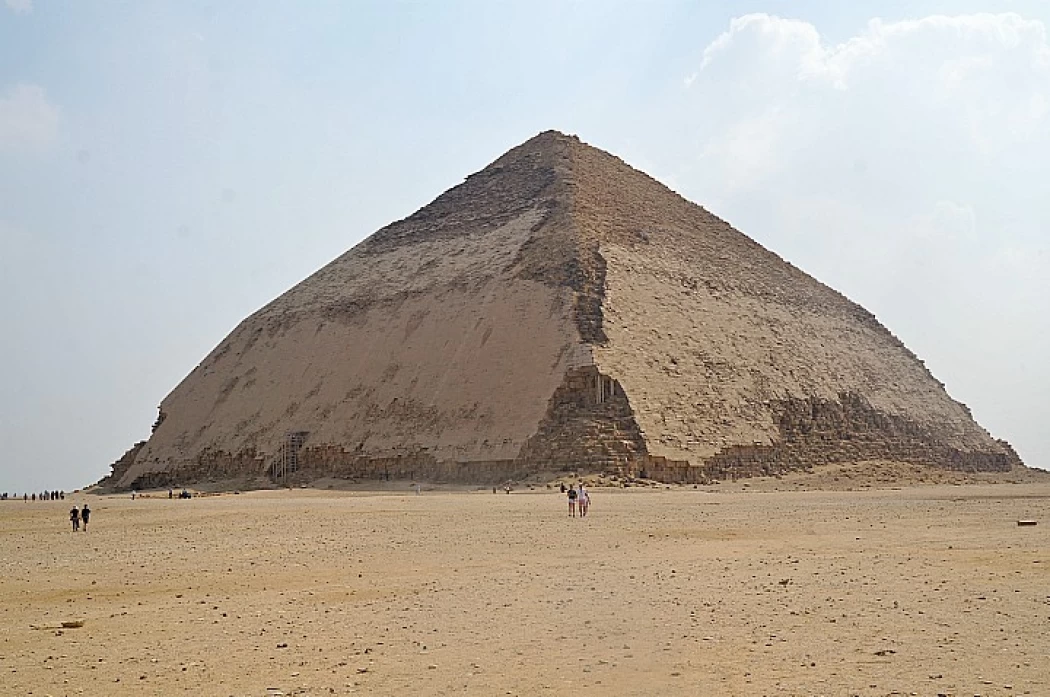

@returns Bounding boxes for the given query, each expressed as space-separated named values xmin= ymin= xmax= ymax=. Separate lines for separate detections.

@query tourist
xmin=80 ymin=504 xmax=91 ymax=531
xmin=578 ymin=484 xmax=589 ymax=517
xmin=69 ymin=505 xmax=80 ymax=532
xmin=567 ymin=485 xmax=577 ymax=517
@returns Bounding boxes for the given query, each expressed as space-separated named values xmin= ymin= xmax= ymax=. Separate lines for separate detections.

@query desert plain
xmin=2 ymin=467 xmax=1049 ymax=697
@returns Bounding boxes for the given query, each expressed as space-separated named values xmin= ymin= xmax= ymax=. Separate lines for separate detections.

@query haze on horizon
xmin=1 ymin=1 xmax=1047 ymax=493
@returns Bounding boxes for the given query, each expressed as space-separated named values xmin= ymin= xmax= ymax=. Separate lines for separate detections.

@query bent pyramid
xmin=106 ymin=130 xmax=1020 ymax=489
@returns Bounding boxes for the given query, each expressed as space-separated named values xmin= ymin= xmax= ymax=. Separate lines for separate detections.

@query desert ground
xmin=2 ymin=473 xmax=1049 ymax=696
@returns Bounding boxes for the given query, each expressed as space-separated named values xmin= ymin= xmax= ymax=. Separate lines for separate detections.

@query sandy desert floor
xmin=1 ymin=481 xmax=1049 ymax=697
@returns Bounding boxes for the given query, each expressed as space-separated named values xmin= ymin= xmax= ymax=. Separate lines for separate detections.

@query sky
xmin=1 ymin=1 xmax=1047 ymax=493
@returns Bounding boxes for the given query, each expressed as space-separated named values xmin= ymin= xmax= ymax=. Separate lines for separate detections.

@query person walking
xmin=69 ymin=505 xmax=80 ymax=532
xmin=80 ymin=504 xmax=91 ymax=532
xmin=578 ymin=484 xmax=589 ymax=517
xmin=567 ymin=485 xmax=578 ymax=517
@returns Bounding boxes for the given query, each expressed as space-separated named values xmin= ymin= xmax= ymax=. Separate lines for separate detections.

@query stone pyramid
xmin=105 ymin=130 xmax=1020 ymax=490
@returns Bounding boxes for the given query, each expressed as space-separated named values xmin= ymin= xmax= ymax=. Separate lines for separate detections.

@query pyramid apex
xmin=496 ymin=129 xmax=581 ymax=159
xmin=533 ymin=128 xmax=578 ymax=141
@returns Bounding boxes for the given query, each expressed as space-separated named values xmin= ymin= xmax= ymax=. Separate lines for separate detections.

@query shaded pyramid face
xmin=109 ymin=131 xmax=1019 ymax=489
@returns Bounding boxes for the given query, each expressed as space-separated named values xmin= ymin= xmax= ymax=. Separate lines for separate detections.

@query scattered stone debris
xmin=31 ymin=620 xmax=85 ymax=631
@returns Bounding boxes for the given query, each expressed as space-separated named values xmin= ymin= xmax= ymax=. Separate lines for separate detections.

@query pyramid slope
xmin=110 ymin=131 xmax=1018 ymax=490
xmin=118 ymin=133 xmax=584 ymax=487
xmin=564 ymin=138 xmax=1012 ymax=475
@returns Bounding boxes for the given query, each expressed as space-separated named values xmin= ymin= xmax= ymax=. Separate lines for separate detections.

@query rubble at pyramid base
xmin=99 ymin=368 xmax=1018 ymax=492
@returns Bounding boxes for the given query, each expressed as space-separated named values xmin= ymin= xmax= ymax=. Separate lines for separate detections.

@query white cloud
xmin=4 ymin=0 xmax=33 ymax=15
xmin=701 ymin=13 xmax=1050 ymax=91
xmin=0 ymin=83 xmax=60 ymax=152
xmin=681 ymin=12 xmax=1050 ymax=467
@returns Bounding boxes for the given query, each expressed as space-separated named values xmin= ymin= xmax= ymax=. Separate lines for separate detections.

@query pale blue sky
xmin=2 ymin=1 xmax=1048 ymax=493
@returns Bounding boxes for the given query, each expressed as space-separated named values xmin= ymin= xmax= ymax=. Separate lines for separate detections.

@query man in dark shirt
xmin=80 ymin=504 xmax=91 ymax=531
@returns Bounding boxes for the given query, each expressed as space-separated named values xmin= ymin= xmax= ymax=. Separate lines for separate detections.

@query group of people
xmin=562 ymin=482 xmax=591 ymax=518
xmin=2 ymin=490 xmax=65 ymax=501
xmin=69 ymin=504 xmax=91 ymax=532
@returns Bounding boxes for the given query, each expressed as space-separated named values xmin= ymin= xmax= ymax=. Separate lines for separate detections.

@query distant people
xmin=31 ymin=493 xmax=36 ymax=502
xmin=168 ymin=488 xmax=173 ymax=499
xmin=578 ymin=484 xmax=589 ymax=517
xmin=69 ymin=505 xmax=80 ymax=532
xmin=60 ymin=491 xmax=65 ymax=500
xmin=559 ymin=482 xmax=566 ymax=493
xmin=505 ymin=486 xmax=511 ymax=495
xmin=567 ymin=485 xmax=578 ymax=517
xmin=80 ymin=504 xmax=91 ymax=531
xmin=131 ymin=490 xmax=136 ymax=500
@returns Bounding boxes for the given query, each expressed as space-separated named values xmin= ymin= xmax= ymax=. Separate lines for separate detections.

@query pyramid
xmin=105 ymin=131 xmax=1020 ymax=490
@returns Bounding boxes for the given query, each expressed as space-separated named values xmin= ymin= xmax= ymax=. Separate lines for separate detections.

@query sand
xmin=2 ymin=481 xmax=1048 ymax=696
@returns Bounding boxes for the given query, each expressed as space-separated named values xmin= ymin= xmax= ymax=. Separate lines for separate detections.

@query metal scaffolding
xmin=272 ymin=431 xmax=308 ymax=479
